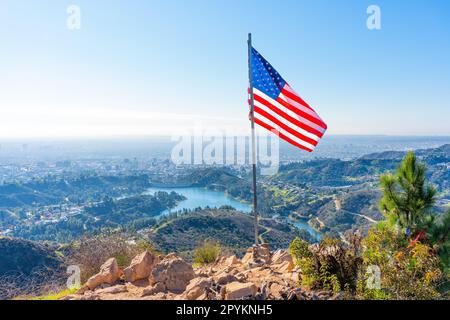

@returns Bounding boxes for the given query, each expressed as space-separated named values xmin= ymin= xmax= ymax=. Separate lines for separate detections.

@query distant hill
xmin=12 ymin=191 xmax=186 ymax=243
xmin=275 ymin=158 xmax=398 ymax=187
xmin=359 ymin=144 xmax=450 ymax=191
xmin=274 ymin=144 xmax=450 ymax=189
xmin=360 ymin=144 xmax=450 ymax=161
xmin=0 ymin=174 xmax=152 ymax=208
xmin=359 ymin=150 xmax=407 ymax=160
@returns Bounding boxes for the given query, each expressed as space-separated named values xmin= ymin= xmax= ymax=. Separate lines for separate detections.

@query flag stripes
xmin=254 ymin=88 xmax=325 ymax=138
xmin=249 ymin=46 xmax=327 ymax=152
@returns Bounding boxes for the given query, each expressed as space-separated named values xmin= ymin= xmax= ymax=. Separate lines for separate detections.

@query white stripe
xmin=283 ymin=84 xmax=314 ymax=106
xmin=278 ymin=85 xmax=326 ymax=125
xmin=254 ymin=114 xmax=316 ymax=151
xmin=254 ymin=99 xmax=320 ymax=142
xmin=283 ymin=84 xmax=302 ymax=96
xmin=254 ymin=88 xmax=326 ymax=134
xmin=278 ymin=93 xmax=325 ymax=126
xmin=283 ymin=84 xmax=326 ymax=124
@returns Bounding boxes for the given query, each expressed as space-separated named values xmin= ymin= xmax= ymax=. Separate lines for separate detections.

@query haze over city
xmin=1 ymin=0 xmax=450 ymax=138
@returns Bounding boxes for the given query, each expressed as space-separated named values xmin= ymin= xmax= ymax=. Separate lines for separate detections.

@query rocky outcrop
xmin=123 ymin=250 xmax=159 ymax=282
xmin=149 ymin=253 xmax=195 ymax=293
xmin=271 ymin=249 xmax=293 ymax=264
xmin=224 ymin=282 xmax=257 ymax=300
xmin=95 ymin=285 xmax=128 ymax=295
xmin=65 ymin=244 xmax=343 ymax=301
xmin=182 ymin=277 xmax=213 ymax=300
xmin=83 ymin=258 xmax=120 ymax=291
xmin=213 ymin=271 xmax=238 ymax=285
xmin=141 ymin=282 xmax=166 ymax=297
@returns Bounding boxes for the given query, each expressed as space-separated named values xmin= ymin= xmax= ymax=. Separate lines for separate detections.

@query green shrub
xmin=358 ymin=220 xmax=443 ymax=300
xmin=289 ymin=237 xmax=311 ymax=261
xmin=289 ymin=235 xmax=362 ymax=294
xmin=193 ymin=240 xmax=221 ymax=265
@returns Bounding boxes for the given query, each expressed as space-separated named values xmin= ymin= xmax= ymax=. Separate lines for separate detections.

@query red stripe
xmin=254 ymin=106 xmax=318 ymax=146
xmin=254 ymin=117 xmax=313 ymax=152
xmin=276 ymin=96 xmax=327 ymax=130
xmin=281 ymin=87 xmax=313 ymax=110
xmin=281 ymin=86 xmax=328 ymax=129
xmin=254 ymin=93 xmax=324 ymax=137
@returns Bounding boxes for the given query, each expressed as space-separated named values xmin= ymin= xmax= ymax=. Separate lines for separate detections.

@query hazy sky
xmin=0 ymin=0 xmax=449 ymax=138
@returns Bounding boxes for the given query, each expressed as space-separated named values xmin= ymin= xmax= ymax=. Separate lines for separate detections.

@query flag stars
xmin=251 ymin=48 xmax=286 ymax=99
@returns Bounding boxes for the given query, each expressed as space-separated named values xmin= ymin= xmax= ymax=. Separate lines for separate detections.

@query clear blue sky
xmin=0 ymin=0 xmax=449 ymax=138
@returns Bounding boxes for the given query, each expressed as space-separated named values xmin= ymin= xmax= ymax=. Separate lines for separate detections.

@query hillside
xmin=315 ymin=190 xmax=382 ymax=236
xmin=11 ymin=191 xmax=185 ymax=242
xmin=275 ymin=144 xmax=450 ymax=190
xmin=360 ymin=143 xmax=450 ymax=160
xmin=0 ymin=237 xmax=64 ymax=299
xmin=359 ymin=144 xmax=450 ymax=191
xmin=274 ymin=158 xmax=398 ymax=188
xmin=0 ymin=174 xmax=152 ymax=208
xmin=148 ymin=209 xmax=308 ymax=259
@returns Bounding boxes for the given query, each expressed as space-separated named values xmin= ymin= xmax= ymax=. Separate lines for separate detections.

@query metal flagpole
xmin=247 ymin=33 xmax=259 ymax=245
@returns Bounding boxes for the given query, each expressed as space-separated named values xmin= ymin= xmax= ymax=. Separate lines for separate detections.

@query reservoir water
xmin=290 ymin=220 xmax=322 ymax=241
xmin=144 ymin=187 xmax=252 ymax=214
xmin=144 ymin=186 xmax=322 ymax=241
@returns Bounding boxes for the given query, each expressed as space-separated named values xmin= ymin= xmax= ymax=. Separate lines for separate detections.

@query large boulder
xmin=149 ymin=254 xmax=195 ymax=293
xmin=271 ymin=249 xmax=294 ymax=273
xmin=271 ymin=249 xmax=292 ymax=265
xmin=224 ymin=281 xmax=257 ymax=300
xmin=183 ymin=277 xmax=212 ymax=300
xmin=273 ymin=260 xmax=294 ymax=273
xmin=84 ymin=258 xmax=120 ymax=290
xmin=95 ymin=285 xmax=128 ymax=295
xmin=213 ymin=271 xmax=238 ymax=285
xmin=216 ymin=255 xmax=240 ymax=268
xmin=267 ymin=282 xmax=289 ymax=300
xmin=123 ymin=251 xmax=159 ymax=282
xmin=141 ymin=282 xmax=166 ymax=297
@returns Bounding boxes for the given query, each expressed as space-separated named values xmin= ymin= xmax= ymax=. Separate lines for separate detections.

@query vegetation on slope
xmin=11 ymin=191 xmax=185 ymax=242
xmin=0 ymin=237 xmax=64 ymax=299
xmin=0 ymin=174 xmax=152 ymax=208
xmin=290 ymin=152 xmax=449 ymax=300
xmin=148 ymin=209 xmax=310 ymax=259
xmin=193 ymin=240 xmax=221 ymax=266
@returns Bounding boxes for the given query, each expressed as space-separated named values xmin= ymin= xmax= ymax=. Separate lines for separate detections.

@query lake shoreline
xmin=144 ymin=185 xmax=323 ymax=242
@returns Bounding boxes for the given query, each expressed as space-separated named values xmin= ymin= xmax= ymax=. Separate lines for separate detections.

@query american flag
xmin=249 ymin=47 xmax=327 ymax=152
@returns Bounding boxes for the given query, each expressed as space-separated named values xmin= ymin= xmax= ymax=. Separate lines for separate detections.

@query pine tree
xmin=379 ymin=152 xmax=436 ymax=234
